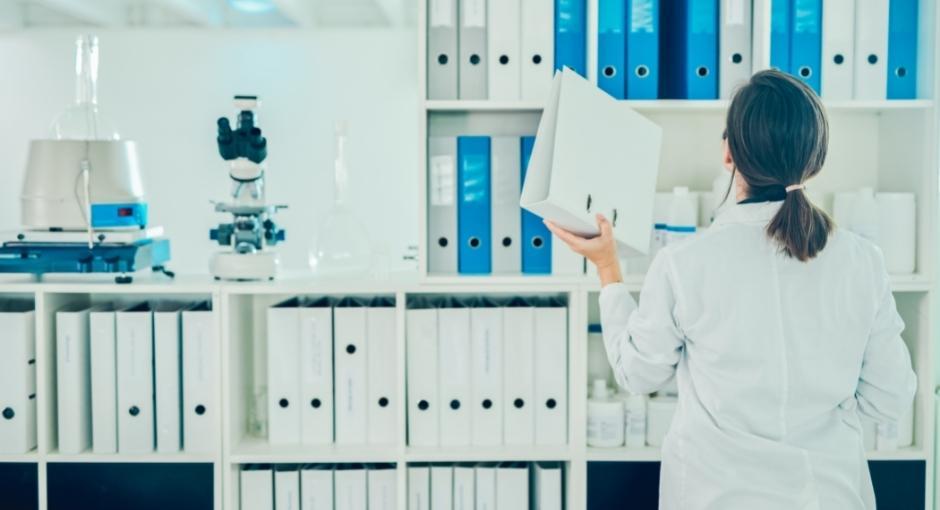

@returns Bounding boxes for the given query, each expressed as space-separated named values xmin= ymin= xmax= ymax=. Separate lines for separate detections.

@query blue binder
xmin=660 ymin=0 xmax=718 ymax=99
xmin=520 ymin=136 xmax=551 ymax=274
xmin=887 ymin=0 xmax=918 ymax=100
xmin=555 ymin=0 xmax=587 ymax=77
xmin=770 ymin=0 xmax=791 ymax=72
xmin=597 ymin=0 xmax=626 ymax=99
xmin=626 ymin=0 xmax=659 ymax=99
xmin=790 ymin=0 xmax=821 ymax=94
xmin=457 ymin=136 xmax=492 ymax=274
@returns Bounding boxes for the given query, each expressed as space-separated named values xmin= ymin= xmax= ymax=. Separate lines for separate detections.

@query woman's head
xmin=724 ymin=69 xmax=834 ymax=262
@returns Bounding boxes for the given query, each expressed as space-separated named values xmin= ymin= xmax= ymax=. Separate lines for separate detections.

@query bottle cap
xmin=592 ymin=379 xmax=609 ymax=399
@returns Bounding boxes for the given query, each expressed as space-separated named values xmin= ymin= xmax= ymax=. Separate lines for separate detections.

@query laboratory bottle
xmin=647 ymin=395 xmax=677 ymax=447
xmin=849 ymin=187 xmax=879 ymax=243
xmin=665 ymin=187 xmax=698 ymax=245
xmin=875 ymin=193 xmax=916 ymax=274
xmin=50 ymin=34 xmax=120 ymax=140
xmin=587 ymin=379 xmax=625 ymax=448
xmin=620 ymin=390 xmax=648 ymax=448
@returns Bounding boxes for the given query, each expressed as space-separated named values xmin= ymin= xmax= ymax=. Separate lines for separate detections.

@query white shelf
xmin=45 ymin=451 xmax=217 ymax=463
xmin=424 ymin=99 xmax=935 ymax=114
xmin=405 ymin=445 xmax=573 ymax=463
xmin=229 ymin=438 xmax=399 ymax=464
xmin=586 ymin=446 xmax=929 ymax=463
xmin=0 ymin=452 xmax=39 ymax=463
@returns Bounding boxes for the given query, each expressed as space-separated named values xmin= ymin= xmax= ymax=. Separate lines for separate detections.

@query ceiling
xmin=0 ymin=0 xmax=416 ymax=29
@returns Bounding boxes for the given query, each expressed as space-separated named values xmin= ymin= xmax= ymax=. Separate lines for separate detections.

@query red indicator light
xmin=118 ymin=207 xmax=133 ymax=217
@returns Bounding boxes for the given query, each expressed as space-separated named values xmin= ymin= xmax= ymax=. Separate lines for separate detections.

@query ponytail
xmin=767 ymin=190 xmax=834 ymax=262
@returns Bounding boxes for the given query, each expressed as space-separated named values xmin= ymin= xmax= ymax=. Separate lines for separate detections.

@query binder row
xmin=408 ymin=462 xmax=563 ymax=510
xmin=266 ymin=297 xmax=397 ymax=446
xmin=772 ymin=0 xmax=918 ymax=99
xmin=240 ymin=464 xmax=397 ymax=510
xmin=0 ymin=300 xmax=36 ymax=454
xmin=407 ymin=297 xmax=568 ymax=447
xmin=428 ymin=135 xmax=584 ymax=276
xmin=54 ymin=302 xmax=216 ymax=455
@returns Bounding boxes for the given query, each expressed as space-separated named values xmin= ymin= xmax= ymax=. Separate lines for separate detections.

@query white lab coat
xmin=600 ymin=201 xmax=917 ymax=509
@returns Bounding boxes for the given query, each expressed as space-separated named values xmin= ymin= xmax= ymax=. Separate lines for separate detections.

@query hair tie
xmin=785 ymin=183 xmax=806 ymax=193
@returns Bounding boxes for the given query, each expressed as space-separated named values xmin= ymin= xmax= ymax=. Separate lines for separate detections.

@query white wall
xmin=0 ymin=28 xmax=419 ymax=275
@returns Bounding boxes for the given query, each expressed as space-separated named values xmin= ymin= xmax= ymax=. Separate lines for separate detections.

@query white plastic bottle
xmin=621 ymin=391 xmax=648 ymax=448
xmin=587 ymin=379 xmax=624 ymax=448
xmin=849 ymin=187 xmax=879 ymax=243
xmin=647 ymin=395 xmax=677 ymax=447
xmin=665 ymin=187 xmax=699 ymax=245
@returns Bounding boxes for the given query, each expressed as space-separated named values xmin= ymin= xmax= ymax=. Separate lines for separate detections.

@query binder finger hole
xmin=531 ymin=236 xmax=544 ymax=248
xmin=896 ymin=67 xmax=907 ymax=78
xmin=195 ymin=404 xmax=207 ymax=415
xmin=418 ymin=400 xmax=430 ymax=411
xmin=437 ymin=237 xmax=449 ymax=248
xmin=612 ymin=209 xmax=618 ymax=227
xmin=603 ymin=65 xmax=616 ymax=78
xmin=696 ymin=66 xmax=709 ymax=77
xmin=2 ymin=407 xmax=13 ymax=420
xmin=833 ymin=54 xmax=845 ymax=65
xmin=635 ymin=65 xmax=649 ymax=78
xmin=468 ymin=237 xmax=481 ymax=249
xmin=129 ymin=405 xmax=140 ymax=417
xmin=546 ymin=398 xmax=557 ymax=409
xmin=346 ymin=344 xmax=357 ymax=354
xmin=513 ymin=398 xmax=525 ymax=409
xmin=379 ymin=397 xmax=389 ymax=408
xmin=586 ymin=194 xmax=593 ymax=212
xmin=450 ymin=399 xmax=461 ymax=410
xmin=279 ymin=398 xmax=289 ymax=408
xmin=798 ymin=66 xmax=812 ymax=78
xmin=532 ymin=54 xmax=542 ymax=65
xmin=310 ymin=398 xmax=322 ymax=409
xmin=731 ymin=53 xmax=743 ymax=64
xmin=482 ymin=399 xmax=493 ymax=409
xmin=470 ymin=54 xmax=481 ymax=65
xmin=499 ymin=55 xmax=510 ymax=65
xmin=501 ymin=237 xmax=512 ymax=247
xmin=868 ymin=54 xmax=878 ymax=65
xmin=437 ymin=54 xmax=448 ymax=65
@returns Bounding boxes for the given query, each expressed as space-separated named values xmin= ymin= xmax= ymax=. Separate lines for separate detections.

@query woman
xmin=547 ymin=70 xmax=916 ymax=509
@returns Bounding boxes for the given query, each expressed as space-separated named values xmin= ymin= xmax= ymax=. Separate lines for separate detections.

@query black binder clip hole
xmin=586 ymin=194 xmax=593 ymax=212
xmin=195 ymin=404 xmax=207 ymax=415
xmin=418 ymin=400 xmax=430 ymax=411
xmin=438 ymin=237 xmax=449 ymax=248
xmin=868 ymin=54 xmax=878 ymax=65
xmin=532 ymin=54 xmax=543 ymax=65
xmin=514 ymin=398 xmax=525 ymax=409
xmin=731 ymin=53 xmax=743 ymax=64
xmin=2 ymin=407 xmax=14 ymax=420
xmin=532 ymin=236 xmax=544 ymax=248
xmin=833 ymin=54 xmax=845 ymax=65
xmin=635 ymin=65 xmax=649 ymax=78
xmin=470 ymin=54 xmax=481 ymax=65
xmin=311 ymin=398 xmax=322 ymax=409
xmin=450 ymin=399 xmax=461 ymax=410
xmin=346 ymin=344 xmax=357 ymax=354
xmin=129 ymin=406 xmax=140 ymax=417
xmin=546 ymin=398 xmax=557 ymax=409
xmin=603 ymin=65 xmax=616 ymax=78
xmin=799 ymin=66 xmax=812 ymax=78
xmin=482 ymin=399 xmax=493 ymax=409
xmin=499 ymin=55 xmax=510 ymax=65
xmin=437 ymin=54 xmax=449 ymax=65
xmin=896 ymin=67 xmax=907 ymax=78
xmin=468 ymin=237 xmax=481 ymax=248
xmin=696 ymin=66 xmax=709 ymax=77
xmin=379 ymin=397 xmax=389 ymax=408
xmin=502 ymin=237 xmax=512 ymax=247
xmin=279 ymin=398 xmax=289 ymax=408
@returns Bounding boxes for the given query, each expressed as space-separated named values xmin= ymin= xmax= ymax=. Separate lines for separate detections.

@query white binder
xmin=182 ymin=302 xmax=216 ymax=454
xmin=427 ymin=0 xmax=459 ymax=99
xmin=458 ymin=0 xmax=488 ymax=99
xmin=0 ymin=302 xmax=35 ymax=454
xmin=301 ymin=465 xmax=334 ymax=510
xmin=491 ymin=137 xmax=522 ymax=274
xmin=407 ymin=309 xmax=440 ymax=446
xmin=154 ymin=303 xmax=183 ymax=453
xmin=502 ymin=306 xmax=535 ymax=445
xmin=821 ymin=0 xmax=855 ymax=100
xmin=552 ymin=236 xmax=585 ymax=276
xmin=520 ymin=0 xmax=555 ymax=102
xmin=719 ymin=0 xmax=752 ymax=99
xmin=533 ymin=462 xmax=563 ymax=510
xmin=428 ymin=137 xmax=459 ymax=275
xmin=495 ymin=463 xmax=529 ymax=509
xmin=368 ymin=301 xmax=398 ymax=445
xmin=534 ymin=306 xmax=568 ymax=445
xmin=299 ymin=300 xmax=334 ymax=445
xmin=854 ymin=0 xmax=889 ymax=99
xmin=430 ymin=466 xmax=454 ymax=510
xmin=334 ymin=304 xmax=368 ymax=445
xmin=335 ymin=467 xmax=368 ymax=510
xmin=90 ymin=306 xmax=118 ymax=454
xmin=55 ymin=305 xmax=91 ymax=454
xmin=474 ymin=464 xmax=497 ymax=510
xmin=453 ymin=466 xmax=475 ymax=510
xmin=241 ymin=467 xmax=274 ymax=510
xmin=438 ymin=307 xmax=472 ymax=446
xmin=521 ymin=68 xmax=662 ymax=257
xmin=487 ymin=0 xmax=521 ymax=100
xmin=275 ymin=467 xmax=300 ymax=510
xmin=368 ymin=467 xmax=398 ymax=510
xmin=267 ymin=298 xmax=302 ymax=445
xmin=116 ymin=303 xmax=154 ymax=454
xmin=470 ymin=307 xmax=503 ymax=446
xmin=408 ymin=466 xmax=430 ymax=510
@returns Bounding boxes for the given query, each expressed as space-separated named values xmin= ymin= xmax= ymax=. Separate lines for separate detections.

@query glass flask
xmin=308 ymin=121 xmax=373 ymax=275
xmin=49 ymin=34 xmax=120 ymax=141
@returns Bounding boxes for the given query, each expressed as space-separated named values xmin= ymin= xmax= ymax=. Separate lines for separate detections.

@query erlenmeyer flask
xmin=49 ymin=34 xmax=120 ymax=141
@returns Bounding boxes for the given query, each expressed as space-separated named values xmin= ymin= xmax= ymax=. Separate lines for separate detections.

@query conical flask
xmin=49 ymin=34 xmax=120 ymax=141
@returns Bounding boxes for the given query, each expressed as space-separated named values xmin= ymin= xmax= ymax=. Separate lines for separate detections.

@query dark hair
xmin=725 ymin=69 xmax=834 ymax=262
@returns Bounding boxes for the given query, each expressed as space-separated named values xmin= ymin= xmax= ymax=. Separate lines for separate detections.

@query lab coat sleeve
xmin=855 ymin=261 xmax=917 ymax=424
xmin=598 ymin=251 xmax=685 ymax=395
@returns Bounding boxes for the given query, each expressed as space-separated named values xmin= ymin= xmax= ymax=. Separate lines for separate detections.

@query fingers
xmin=544 ymin=220 xmax=585 ymax=249
xmin=596 ymin=214 xmax=614 ymax=238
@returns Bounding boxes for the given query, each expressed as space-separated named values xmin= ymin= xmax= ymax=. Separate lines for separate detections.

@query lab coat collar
xmin=713 ymin=201 xmax=783 ymax=226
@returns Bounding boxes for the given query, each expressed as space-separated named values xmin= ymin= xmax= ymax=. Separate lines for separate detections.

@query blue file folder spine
xmin=661 ymin=0 xmax=718 ymax=99
xmin=555 ymin=0 xmax=588 ymax=76
xmin=887 ymin=0 xmax=918 ymax=100
xmin=770 ymin=0 xmax=791 ymax=72
xmin=790 ymin=0 xmax=821 ymax=94
xmin=597 ymin=0 xmax=627 ymax=99
xmin=457 ymin=136 xmax=492 ymax=274
xmin=520 ymin=136 xmax=552 ymax=274
xmin=626 ymin=0 xmax=659 ymax=99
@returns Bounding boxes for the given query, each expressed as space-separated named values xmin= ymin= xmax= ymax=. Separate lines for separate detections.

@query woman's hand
xmin=544 ymin=214 xmax=623 ymax=286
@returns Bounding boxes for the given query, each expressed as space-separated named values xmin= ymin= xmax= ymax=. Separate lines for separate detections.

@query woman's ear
xmin=722 ymin=138 xmax=734 ymax=172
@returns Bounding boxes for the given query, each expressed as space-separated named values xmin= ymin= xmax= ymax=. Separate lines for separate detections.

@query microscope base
xmin=210 ymin=251 xmax=279 ymax=281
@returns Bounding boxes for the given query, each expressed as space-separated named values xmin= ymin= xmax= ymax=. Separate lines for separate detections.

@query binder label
xmin=793 ymin=0 xmax=820 ymax=34
xmin=462 ymin=0 xmax=485 ymax=27
xmin=692 ymin=1 xmax=717 ymax=34
xmin=631 ymin=0 xmax=656 ymax=33
xmin=725 ymin=0 xmax=745 ymax=25
xmin=430 ymin=0 xmax=453 ymax=27
xmin=430 ymin=155 xmax=456 ymax=206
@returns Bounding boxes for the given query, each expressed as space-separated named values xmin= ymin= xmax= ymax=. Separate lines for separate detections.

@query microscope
xmin=209 ymin=95 xmax=286 ymax=280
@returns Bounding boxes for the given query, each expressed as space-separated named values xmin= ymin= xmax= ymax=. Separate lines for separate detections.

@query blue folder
xmin=887 ymin=0 xmax=919 ymax=100
xmin=520 ymin=136 xmax=551 ymax=274
xmin=660 ymin=0 xmax=718 ymax=99
xmin=626 ymin=0 xmax=660 ymax=99
xmin=770 ymin=0 xmax=791 ymax=72
xmin=597 ymin=0 xmax=627 ymax=99
xmin=791 ymin=0 xmax=821 ymax=94
xmin=555 ymin=0 xmax=588 ymax=77
xmin=457 ymin=136 xmax=492 ymax=274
